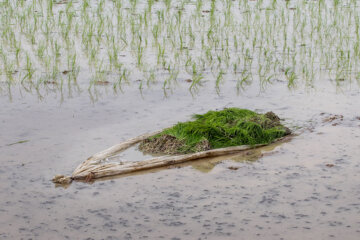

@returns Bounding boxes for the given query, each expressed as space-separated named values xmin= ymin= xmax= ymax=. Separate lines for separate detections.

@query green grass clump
xmin=139 ymin=108 xmax=290 ymax=154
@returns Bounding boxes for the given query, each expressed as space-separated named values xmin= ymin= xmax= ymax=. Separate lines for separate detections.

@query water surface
xmin=1 ymin=79 xmax=359 ymax=239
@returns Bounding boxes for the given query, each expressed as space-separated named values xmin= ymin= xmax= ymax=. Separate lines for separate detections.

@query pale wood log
xmin=71 ymin=135 xmax=291 ymax=181
xmin=72 ymin=130 xmax=162 ymax=176
xmin=51 ymin=127 xmax=292 ymax=184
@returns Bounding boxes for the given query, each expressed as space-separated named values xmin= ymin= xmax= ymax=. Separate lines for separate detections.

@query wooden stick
xmin=72 ymin=130 xmax=162 ymax=176
xmin=52 ymin=129 xmax=292 ymax=184
xmin=71 ymin=135 xmax=291 ymax=181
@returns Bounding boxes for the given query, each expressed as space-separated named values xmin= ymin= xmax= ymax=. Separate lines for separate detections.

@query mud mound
xmin=139 ymin=135 xmax=185 ymax=155
xmin=139 ymin=108 xmax=291 ymax=155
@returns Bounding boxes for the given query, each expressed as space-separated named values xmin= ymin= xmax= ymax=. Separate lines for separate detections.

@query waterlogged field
xmin=1 ymin=0 xmax=360 ymax=98
xmin=1 ymin=0 xmax=360 ymax=239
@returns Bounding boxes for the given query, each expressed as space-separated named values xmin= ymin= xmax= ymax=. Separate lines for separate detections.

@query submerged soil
xmin=1 ymin=79 xmax=360 ymax=240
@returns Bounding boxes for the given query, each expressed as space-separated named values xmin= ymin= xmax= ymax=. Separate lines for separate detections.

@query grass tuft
xmin=139 ymin=108 xmax=291 ymax=154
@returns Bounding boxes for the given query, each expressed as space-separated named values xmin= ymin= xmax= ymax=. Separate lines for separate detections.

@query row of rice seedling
xmin=0 ymin=0 xmax=359 ymax=98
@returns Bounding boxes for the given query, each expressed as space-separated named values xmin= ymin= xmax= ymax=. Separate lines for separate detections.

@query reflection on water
xmin=191 ymin=138 xmax=290 ymax=173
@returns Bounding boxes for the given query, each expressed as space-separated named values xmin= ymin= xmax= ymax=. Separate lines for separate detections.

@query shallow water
xmin=1 ymin=0 xmax=360 ymax=239
xmin=1 ymin=78 xmax=360 ymax=239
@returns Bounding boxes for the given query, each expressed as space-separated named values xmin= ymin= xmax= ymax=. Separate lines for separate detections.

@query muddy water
xmin=1 ymin=79 xmax=360 ymax=240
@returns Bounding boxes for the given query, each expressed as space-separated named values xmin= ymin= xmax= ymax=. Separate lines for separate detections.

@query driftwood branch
xmin=72 ymin=130 xmax=162 ymax=176
xmin=71 ymin=143 xmax=267 ymax=181
xmin=52 ymin=128 xmax=292 ymax=184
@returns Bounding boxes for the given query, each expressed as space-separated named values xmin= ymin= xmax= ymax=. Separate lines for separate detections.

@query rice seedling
xmin=0 ymin=0 xmax=359 ymax=98
xmin=139 ymin=108 xmax=290 ymax=154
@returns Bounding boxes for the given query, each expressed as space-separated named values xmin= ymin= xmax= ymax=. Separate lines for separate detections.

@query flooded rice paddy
xmin=1 ymin=0 xmax=360 ymax=239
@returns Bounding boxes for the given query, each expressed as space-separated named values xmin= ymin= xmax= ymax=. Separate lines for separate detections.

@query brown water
xmin=1 ymin=78 xmax=360 ymax=239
